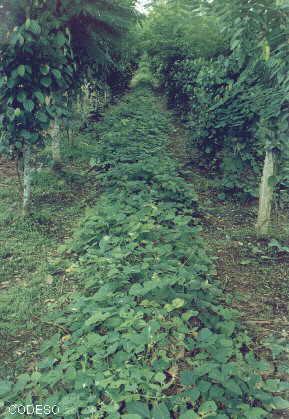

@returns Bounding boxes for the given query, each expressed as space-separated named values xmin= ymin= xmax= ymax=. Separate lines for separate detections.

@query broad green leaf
xmin=182 ymin=310 xmax=199 ymax=321
xmin=126 ymin=401 xmax=150 ymax=418
xmin=224 ymin=379 xmax=242 ymax=396
xmin=34 ymin=91 xmax=45 ymax=104
xmin=151 ymin=403 xmax=170 ymax=419
xmin=14 ymin=108 xmax=22 ymax=117
xmin=25 ymin=18 xmax=31 ymax=29
xmin=198 ymin=328 xmax=214 ymax=342
xmin=41 ymin=77 xmax=52 ymax=87
xmin=85 ymin=309 xmax=114 ymax=326
xmin=20 ymin=129 xmax=32 ymax=140
xmin=40 ymin=65 xmax=50 ymax=76
xmin=17 ymin=91 xmax=26 ymax=102
xmin=0 ymin=380 xmax=12 ymax=396
xmin=28 ymin=20 xmax=41 ymax=35
xmin=180 ymin=370 xmax=195 ymax=386
xmin=244 ymin=407 xmax=267 ymax=418
xmin=23 ymin=99 xmax=35 ymax=112
xmin=52 ymin=69 xmax=62 ymax=80
xmin=7 ymin=78 xmax=16 ymax=88
xmin=271 ymin=397 xmax=289 ymax=410
xmin=180 ymin=411 xmax=199 ymax=419
xmin=36 ymin=112 xmax=49 ymax=123
xmin=56 ymin=32 xmax=67 ymax=47
xmin=198 ymin=401 xmax=217 ymax=416
xmin=17 ymin=65 xmax=25 ymax=77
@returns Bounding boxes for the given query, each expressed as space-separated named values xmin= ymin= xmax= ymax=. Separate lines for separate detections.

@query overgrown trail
xmin=3 ymin=86 xmax=288 ymax=418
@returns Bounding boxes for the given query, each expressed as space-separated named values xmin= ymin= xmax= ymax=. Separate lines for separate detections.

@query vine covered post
xmin=0 ymin=11 xmax=73 ymax=215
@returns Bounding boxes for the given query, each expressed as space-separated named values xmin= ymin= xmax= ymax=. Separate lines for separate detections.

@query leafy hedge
xmin=143 ymin=1 xmax=289 ymax=199
xmin=159 ymin=55 xmax=266 ymax=197
xmin=2 ymin=86 xmax=288 ymax=418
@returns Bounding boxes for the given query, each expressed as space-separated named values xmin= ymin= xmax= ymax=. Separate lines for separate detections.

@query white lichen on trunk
xmin=256 ymin=150 xmax=276 ymax=237
xmin=23 ymin=144 xmax=32 ymax=216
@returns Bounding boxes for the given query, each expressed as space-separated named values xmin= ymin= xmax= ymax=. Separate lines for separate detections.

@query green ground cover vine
xmin=1 ymin=86 xmax=289 ymax=418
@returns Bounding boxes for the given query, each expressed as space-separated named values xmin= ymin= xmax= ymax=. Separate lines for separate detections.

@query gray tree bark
xmin=256 ymin=150 xmax=276 ymax=237
xmin=22 ymin=144 xmax=32 ymax=216
xmin=51 ymin=120 xmax=61 ymax=167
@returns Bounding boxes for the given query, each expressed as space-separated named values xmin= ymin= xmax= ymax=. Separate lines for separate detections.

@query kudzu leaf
xmin=52 ymin=69 xmax=62 ymax=80
xmin=56 ymin=32 xmax=66 ymax=47
xmin=14 ymin=108 xmax=22 ymax=117
xmin=28 ymin=19 xmax=41 ymax=35
xmin=179 ymin=411 xmax=199 ymax=419
xmin=271 ymin=396 xmax=289 ymax=410
xmin=224 ymin=379 xmax=242 ymax=396
xmin=85 ymin=309 xmax=114 ymax=326
xmin=34 ymin=91 xmax=45 ymax=104
xmin=151 ymin=403 xmax=170 ymax=419
xmin=7 ymin=78 xmax=16 ymax=88
xmin=17 ymin=91 xmax=26 ymax=102
xmin=180 ymin=370 xmax=195 ymax=386
xmin=198 ymin=401 xmax=217 ymax=416
xmin=36 ymin=111 xmax=48 ymax=123
xmin=126 ymin=401 xmax=150 ymax=417
xmin=244 ymin=407 xmax=267 ymax=418
xmin=41 ymin=77 xmax=52 ymax=87
xmin=0 ymin=380 xmax=12 ymax=396
xmin=40 ymin=65 xmax=50 ymax=75
xmin=17 ymin=64 xmax=25 ymax=77
xmin=23 ymin=99 xmax=35 ymax=112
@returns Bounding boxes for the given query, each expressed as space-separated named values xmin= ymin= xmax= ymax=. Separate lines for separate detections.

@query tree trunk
xmin=67 ymin=127 xmax=73 ymax=146
xmin=256 ymin=150 xmax=276 ymax=237
xmin=51 ymin=120 xmax=61 ymax=169
xmin=23 ymin=144 xmax=32 ymax=216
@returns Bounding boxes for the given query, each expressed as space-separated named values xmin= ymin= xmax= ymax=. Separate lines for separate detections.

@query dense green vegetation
xmin=0 ymin=0 xmax=289 ymax=418
xmin=1 ymin=81 xmax=287 ymax=418
xmin=142 ymin=0 xmax=289 ymax=235
xmin=0 ymin=0 xmax=136 ymax=213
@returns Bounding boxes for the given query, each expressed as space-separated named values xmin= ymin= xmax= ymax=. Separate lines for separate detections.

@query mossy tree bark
xmin=256 ymin=150 xmax=276 ymax=237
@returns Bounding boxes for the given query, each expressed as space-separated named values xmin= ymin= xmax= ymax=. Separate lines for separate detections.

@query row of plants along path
xmin=2 ymin=85 xmax=289 ymax=418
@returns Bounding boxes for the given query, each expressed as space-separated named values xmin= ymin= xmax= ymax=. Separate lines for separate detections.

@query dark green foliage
xmin=164 ymin=55 xmax=264 ymax=196
xmin=2 ymin=86 xmax=288 ymax=417
xmin=143 ymin=0 xmax=289 ymax=198
xmin=0 ymin=0 xmax=137 ymax=157
xmin=0 ymin=15 xmax=73 ymax=156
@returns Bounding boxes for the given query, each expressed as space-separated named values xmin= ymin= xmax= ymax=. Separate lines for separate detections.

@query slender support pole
xmin=23 ymin=144 xmax=32 ymax=216
xmin=51 ymin=120 xmax=61 ymax=168
xmin=256 ymin=150 xmax=276 ymax=237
